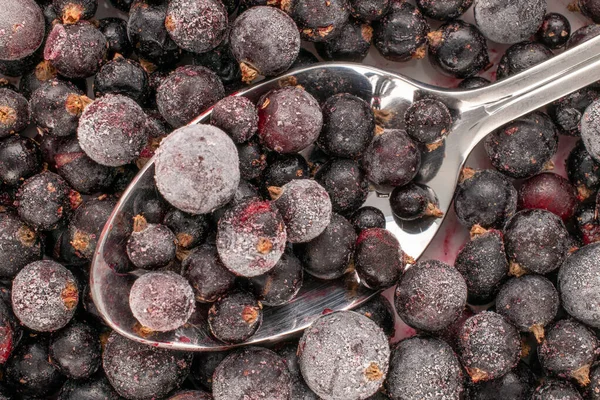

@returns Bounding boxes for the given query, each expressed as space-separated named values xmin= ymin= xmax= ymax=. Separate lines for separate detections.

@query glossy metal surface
xmin=91 ymin=35 xmax=600 ymax=351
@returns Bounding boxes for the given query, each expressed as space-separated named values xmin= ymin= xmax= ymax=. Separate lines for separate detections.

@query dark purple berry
xmin=263 ymin=154 xmax=310 ymax=193
xmin=395 ymin=260 xmax=467 ymax=332
xmin=291 ymin=47 xmax=319 ymax=69
xmin=156 ymin=65 xmax=224 ymax=128
xmin=0 ymin=0 xmax=45 ymax=61
xmin=192 ymin=38 xmax=242 ymax=87
xmin=548 ymin=87 xmax=600 ymax=137
xmin=0 ymin=135 xmax=41 ymax=186
xmin=416 ymin=0 xmax=472 ymax=20
xmin=284 ymin=0 xmax=350 ymax=42
xmin=190 ymin=351 xmax=230 ymax=391
xmin=0 ymin=213 xmax=42 ymax=279
xmin=458 ymin=77 xmax=490 ymax=89
xmin=579 ymin=0 xmax=600 ymax=23
xmin=428 ymin=20 xmax=490 ymax=79
xmin=496 ymin=41 xmax=553 ymax=80
xmin=295 ymin=213 xmax=356 ymax=280
xmin=182 ymin=244 xmax=236 ymax=303
xmin=44 ymin=22 xmax=107 ymax=79
xmin=362 ymin=129 xmax=421 ymax=188
xmin=271 ymin=179 xmax=332 ymax=243
xmin=354 ymin=293 xmax=396 ymax=339
xmin=459 ymin=311 xmax=521 ymax=382
xmin=213 ymin=347 xmax=293 ymax=399
xmin=211 ymin=96 xmax=258 ymax=144
xmin=567 ymin=23 xmax=600 ymax=49
xmin=355 ymin=227 xmax=404 ymax=289
xmin=386 ymin=336 xmax=464 ymax=400
xmin=127 ymin=216 xmax=176 ymax=270
xmin=465 ymin=362 xmax=536 ymax=400
xmin=103 ymin=332 xmax=192 ymax=399
xmin=405 ymin=98 xmax=452 ymax=146
xmin=216 ymin=198 xmax=287 ymax=277
xmin=165 ymin=0 xmax=228 ymax=54
xmin=247 ymin=251 xmax=303 ymax=306
xmin=558 ymin=242 xmax=600 ymax=328
xmin=99 ymin=17 xmax=132 ymax=58
xmin=93 ymin=57 xmax=149 ymax=105
xmin=298 ymin=311 xmax=390 ymax=400
xmin=390 ymin=182 xmax=443 ymax=220
xmin=12 ymin=260 xmax=78 ymax=332
xmin=168 ymin=390 xmax=213 ymax=400
xmin=373 ymin=1 xmax=429 ymax=62
xmin=314 ymin=158 xmax=369 ymax=215
xmin=473 ymin=0 xmax=546 ymax=44
xmin=484 ymin=111 xmax=558 ymax=179
xmin=109 ymin=0 xmax=133 ymax=11
xmin=49 ymin=321 xmax=101 ymax=379
xmin=587 ymin=365 xmax=600 ymax=400
xmin=129 ymin=271 xmax=195 ymax=332
xmin=504 ymin=209 xmax=569 ymax=275
xmin=52 ymin=0 xmax=97 ymax=24
xmin=46 ymin=225 xmax=87 ymax=266
xmin=230 ymin=6 xmax=300 ymax=82
xmin=315 ymin=20 xmax=372 ymax=62
xmin=536 ymin=13 xmax=570 ymax=49
xmin=275 ymin=342 xmax=319 ymax=400
xmin=67 ymin=196 xmax=116 ymax=260
xmin=0 ymin=45 xmax=43 ymax=77
xmin=567 ymin=140 xmax=600 ymax=200
xmin=350 ymin=206 xmax=386 ymax=232
xmin=58 ymin=374 xmax=121 ymax=400
xmin=574 ymin=203 xmax=600 ymax=245
xmin=581 ymin=99 xmax=600 ymax=163
xmin=0 ymin=87 xmax=30 ymax=138
xmin=163 ymin=208 xmax=211 ymax=250
xmin=237 ymin=140 xmax=267 ymax=181
xmin=455 ymin=228 xmax=508 ymax=305
xmin=208 ymin=291 xmax=262 ymax=344
xmin=531 ymin=379 xmax=583 ymax=400
xmin=349 ymin=0 xmax=389 ymax=21
xmin=518 ymin=172 xmax=578 ymax=221
xmin=19 ymin=60 xmax=59 ymax=99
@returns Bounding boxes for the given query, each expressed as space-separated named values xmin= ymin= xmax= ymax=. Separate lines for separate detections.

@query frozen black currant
xmin=93 ymin=57 xmax=150 ymax=105
xmin=536 ymin=13 xmax=571 ymax=49
xmin=213 ymin=347 xmax=292 ymax=400
xmin=416 ymin=0 xmax=472 ymax=20
xmin=0 ymin=87 xmax=30 ymax=138
xmin=473 ymin=0 xmax=546 ymax=44
xmin=165 ymin=0 xmax=228 ymax=54
xmin=127 ymin=216 xmax=177 ymax=270
xmin=263 ymin=154 xmax=309 ymax=193
xmin=587 ymin=365 xmax=600 ymax=400
xmin=0 ymin=135 xmax=41 ymax=186
xmin=283 ymin=0 xmax=350 ymax=42
xmin=0 ymin=213 xmax=42 ymax=279
xmin=49 ymin=321 xmax=101 ymax=379
xmin=455 ymin=227 xmax=508 ymax=305
xmin=504 ymin=209 xmax=569 ymax=276
xmin=362 ymin=129 xmax=421 ymax=188
xmin=349 ymin=0 xmax=389 ymax=21
xmin=355 ymin=227 xmax=405 ymax=289
xmin=354 ymin=293 xmax=396 ymax=339
xmin=531 ymin=379 xmax=583 ymax=400
xmin=271 ymin=179 xmax=332 ymax=243
xmin=295 ymin=213 xmax=356 ymax=280
xmin=163 ymin=209 xmax=211 ymax=250
xmin=237 ymin=140 xmax=267 ymax=181
xmin=314 ymin=158 xmax=369 ymax=215
xmin=386 ymin=336 xmax=464 ymax=400
xmin=298 ymin=311 xmax=390 ymax=400
xmin=485 ymin=111 xmax=558 ymax=179
xmin=428 ymin=20 xmax=490 ymax=79
xmin=315 ymin=20 xmax=373 ymax=62
xmin=458 ymin=311 xmax=521 ymax=382
xmin=275 ymin=342 xmax=319 ymax=400
xmin=579 ymin=0 xmax=600 ymax=23
xmin=19 ymin=60 xmax=59 ymax=98
xmin=318 ymin=93 xmax=375 ymax=159
xmin=190 ymin=351 xmax=231 ymax=390
xmin=395 ymin=259 xmax=467 ymax=332
xmin=53 ymin=0 xmax=97 ymax=24
xmin=548 ymin=88 xmax=600 ymax=137
xmin=183 ymin=244 xmax=235 ymax=303
xmin=103 ymin=332 xmax=192 ymax=399
xmin=405 ymin=98 xmax=452 ymax=146
xmin=230 ymin=6 xmax=300 ymax=82
xmin=567 ymin=23 xmax=600 ymax=49
xmin=496 ymin=41 xmax=553 ymax=80
xmin=216 ymin=198 xmax=287 ymax=277
xmin=211 ymin=96 xmax=258 ymax=144
xmin=247 ymin=251 xmax=303 ymax=306
xmin=373 ymin=1 xmax=429 ymax=61
xmin=0 ymin=0 xmax=45 ymax=61
xmin=518 ymin=172 xmax=578 ymax=221
xmin=67 ymin=195 xmax=116 ymax=260
xmin=155 ymin=125 xmax=239 ymax=214
xmin=99 ymin=17 xmax=132 ymax=58
xmin=567 ymin=140 xmax=600 ymax=200
xmin=581 ymin=99 xmax=600 ymax=163
xmin=12 ymin=260 xmax=78 ymax=332
xmin=58 ymin=374 xmax=121 ymax=400
xmin=465 ymin=362 xmax=536 ymax=400
xmin=129 ymin=271 xmax=195 ymax=332
xmin=575 ymin=203 xmax=600 ymax=245
xmin=458 ymin=77 xmax=490 ymax=89
xmin=350 ymin=206 xmax=386 ymax=232
xmin=390 ymin=183 xmax=443 ymax=220
xmin=192 ymin=38 xmax=242 ymax=87
xmin=208 ymin=291 xmax=262 ymax=344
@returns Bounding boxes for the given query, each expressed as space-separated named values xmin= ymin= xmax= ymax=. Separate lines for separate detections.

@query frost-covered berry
xmin=0 ymin=87 xmax=30 ymax=138
xmin=355 ymin=227 xmax=405 ymax=290
xmin=48 ymin=321 xmax=101 ymax=379
xmin=67 ymin=195 xmax=116 ymax=260
xmin=208 ymin=291 xmax=262 ymax=344
xmin=284 ymin=0 xmax=350 ymax=42
xmin=126 ymin=217 xmax=176 ymax=270
xmin=247 ymin=251 xmax=304 ymax=306
xmin=211 ymin=96 xmax=258 ymax=144
xmin=12 ymin=260 xmax=78 ymax=332
xmin=0 ymin=0 xmax=45 ymax=61
xmin=183 ymin=244 xmax=236 ymax=303
xmin=155 ymin=124 xmax=240 ymax=215
xmin=0 ymin=213 xmax=42 ymax=279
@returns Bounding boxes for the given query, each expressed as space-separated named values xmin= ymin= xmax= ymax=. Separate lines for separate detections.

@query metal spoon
xmin=91 ymin=35 xmax=600 ymax=351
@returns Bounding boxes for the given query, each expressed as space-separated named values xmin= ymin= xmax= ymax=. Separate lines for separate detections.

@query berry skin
xmin=163 ymin=209 xmax=211 ymax=250
xmin=390 ymin=183 xmax=443 ymax=220
xmin=518 ymin=173 xmax=578 ymax=221
xmin=182 ymin=244 xmax=236 ymax=303
xmin=58 ymin=374 xmax=121 ymax=400
xmin=216 ymin=198 xmax=287 ymax=277
xmin=213 ymin=347 xmax=293 ymax=400
xmin=567 ymin=140 xmax=600 ymax=200
xmin=0 ymin=88 xmax=30 ymax=138
xmin=78 ymin=94 xmax=149 ymax=167
xmin=298 ymin=311 xmax=390 ymax=400
xmin=230 ymin=6 xmax=300 ymax=82
xmin=416 ymin=0 xmax=472 ymax=20
xmin=0 ymin=213 xmax=42 ymax=279
xmin=246 ymin=251 xmax=304 ymax=306
xmin=531 ymin=379 xmax=583 ymax=400
xmin=465 ymin=362 xmax=536 ymax=400
xmin=536 ymin=13 xmax=571 ymax=49
xmin=271 ymin=179 xmax=332 ymax=243
xmin=405 ymin=98 xmax=452 ymax=146
xmin=386 ymin=336 xmax=464 ymax=400
xmin=428 ymin=21 xmax=490 ymax=79
xmin=349 ymin=0 xmax=389 ymax=21
xmin=548 ymin=88 xmax=600 ymax=137
xmin=99 ymin=17 xmax=133 ymax=58
xmin=558 ymin=242 xmax=600 ymax=329
xmin=208 ymin=291 xmax=262 ymax=344
xmin=454 ymin=228 xmax=508 ymax=305
xmin=458 ymin=77 xmax=490 ymax=89
xmin=458 ymin=311 xmax=521 ymax=383
xmin=355 ymin=227 xmax=404 ymax=290
xmin=211 ymin=96 xmax=258 ymax=144
xmin=373 ymin=1 xmax=429 ymax=62
xmin=567 ymin=23 xmax=600 ymax=49
xmin=18 ymin=60 xmax=58 ymax=99
xmin=0 ymin=0 xmax=45 ymax=61
xmin=395 ymin=260 xmax=468 ymax=332
xmin=496 ymin=41 xmax=553 ymax=80
xmin=350 ymin=206 xmax=386 ymax=232
xmin=355 ymin=294 xmax=396 ymax=339
xmin=575 ymin=203 xmax=600 ymax=245
xmin=189 ymin=351 xmax=231 ymax=391
xmin=53 ymin=0 xmax=97 ymax=24
xmin=315 ymin=20 xmax=373 ymax=62
xmin=263 ymin=154 xmax=310 ymax=193
xmin=314 ymin=159 xmax=369 ymax=215
xmin=12 ymin=260 xmax=78 ymax=332
xmin=129 ymin=271 xmax=195 ymax=332
xmin=295 ymin=213 xmax=356 ymax=280
xmin=103 ymin=332 xmax=192 ymax=400
xmin=581 ymin=99 xmax=600 ymax=163
xmin=579 ymin=0 xmax=600 ymax=23
xmin=155 ymin=124 xmax=240 ymax=215
xmin=49 ymin=321 xmax=101 ymax=379
xmin=275 ymin=342 xmax=319 ymax=400
xmin=454 ymin=168 xmax=518 ymax=229
xmin=156 ymin=65 xmax=225 ymax=128
xmin=484 ymin=111 xmax=559 ymax=179
xmin=237 ymin=140 xmax=267 ymax=181
xmin=504 ymin=209 xmax=570 ymax=275
xmin=165 ymin=0 xmax=228 ymax=54
xmin=127 ymin=217 xmax=177 ymax=270
xmin=318 ymin=93 xmax=375 ymax=159
xmin=362 ymin=129 xmax=421 ymax=188
xmin=44 ymin=22 xmax=107 ymax=79
xmin=67 ymin=195 xmax=116 ymax=260
xmin=473 ymin=0 xmax=546 ymax=44
xmin=496 ymin=275 xmax=559 ymax=343
xmin=0 ymin=135 xmax=41 ymax=187
xmin=93 ymin=57 xmax=150 ymax=105
xmin=284 ymin=0 xmax=350 ymax=42
xmin=258 ymin=86 xmax=323 ymax=154
xmin=192 ymin=37 xmax=242 ymax=87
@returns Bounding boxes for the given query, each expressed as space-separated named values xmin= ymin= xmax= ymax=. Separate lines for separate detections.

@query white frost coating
xmin=155 ymin=124 xmax=240 ymax=215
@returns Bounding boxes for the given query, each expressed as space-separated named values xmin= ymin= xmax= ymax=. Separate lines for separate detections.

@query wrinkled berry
xmin=93 ymin=57 xmax=149 ymax=105
xmin=99 ymin=17 xmax=132 ymax=58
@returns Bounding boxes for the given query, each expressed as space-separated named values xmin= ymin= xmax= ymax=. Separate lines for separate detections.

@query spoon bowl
xmin=91 ymin=35 xmax=600 ymax=351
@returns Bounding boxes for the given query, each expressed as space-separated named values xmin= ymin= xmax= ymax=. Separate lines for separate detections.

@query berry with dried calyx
xmin=126 ymin=215 xmax=177 ymax=270
xmin=283 ymin=0 xmax=350 ymax=42
xmin=315 ymin=20 xmax=373 ymax=62
xmin=567 ymin=140 xmax=600 ymax=201
xmin=390 ymin=183 xmax=443 ymax=221
xmin=53 ymin=0 xmax=97 ymax=24
xmin=0 ymin=87 xmax=30 ymax=138
xmin=67 ymin=195 xmax=116 ymax=260
xmin=0 ymin=212 xmax=42 ymax=279
xmin=208 ymin=291 xmax=262 ymax=344
xmin=211 ymin=96 xmax=258 ymax=144
xmin=404 ymin=98 xmax=453 ymax=146
xmin=163 ymin=209 xmax=211 ymax=250
xmin=355 ymin=227 xmax=406 ymax=290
